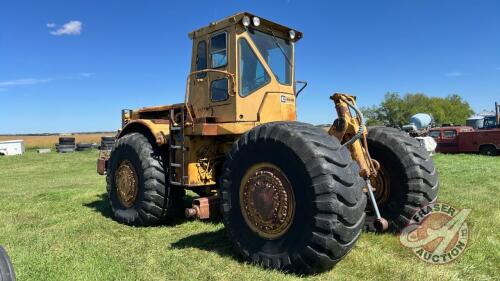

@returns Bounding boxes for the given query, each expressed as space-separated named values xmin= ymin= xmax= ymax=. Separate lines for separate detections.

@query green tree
xmin=362 ymin=92 xmax=473 ymax=127
xmin=362 ymin=105 xmax=385 ymax=126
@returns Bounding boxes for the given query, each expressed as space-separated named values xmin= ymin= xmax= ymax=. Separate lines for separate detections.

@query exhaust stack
xmin=496 ymin=102 xmax=499 ymax=126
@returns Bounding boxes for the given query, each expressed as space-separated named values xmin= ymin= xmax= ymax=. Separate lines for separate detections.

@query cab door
xmin=206 ymin=30 xmax=235 ymax=122
xmin=440 ymin=129 xmax=459 ymax=153
xmin=189 ymin=38 xmax=210 ymax=119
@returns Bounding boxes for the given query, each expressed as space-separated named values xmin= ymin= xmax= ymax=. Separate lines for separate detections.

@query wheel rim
xmin=370 ymin=165 xmax=391 ymax=207
xmin=239 ymin=163 xmax=295 ymax=240
xmin=115 ymin=160 xmax=139 ymax=208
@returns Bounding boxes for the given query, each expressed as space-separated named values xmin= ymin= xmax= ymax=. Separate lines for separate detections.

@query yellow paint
xmin=114 ymin=13 xmax=323 ymax=188
xmin=118 ymin=119 xmax=169 ymax=145
xmin=328 ymin=93 xmax=377 ymax=179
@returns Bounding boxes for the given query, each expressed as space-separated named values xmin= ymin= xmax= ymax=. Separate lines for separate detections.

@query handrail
xmin=295 ymin=80 xmax=307 ymax=97
xmin=183 ymin=69 xmax=237 ymax=126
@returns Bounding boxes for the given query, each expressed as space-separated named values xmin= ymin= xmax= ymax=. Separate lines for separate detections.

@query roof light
xmin=252 ymin=17 xmax=260 ymax=27
xmin=289 ymin=30 xmax=296 ymax=40
xmin=242 ymin=16 xmax=251 ymax=27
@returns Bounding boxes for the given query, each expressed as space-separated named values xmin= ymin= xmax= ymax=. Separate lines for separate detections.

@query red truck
xmin=429 ymin=126 xmax=500 ymax=155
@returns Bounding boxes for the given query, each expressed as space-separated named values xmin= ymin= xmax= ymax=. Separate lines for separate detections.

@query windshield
xmin=248 ymin=29 xmax=293 ymax=85
xmin=484 ymin=117 xmax=497 ymax=127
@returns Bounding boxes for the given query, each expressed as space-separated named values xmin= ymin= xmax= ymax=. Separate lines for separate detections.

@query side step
xmin=168 ymin=107 xmax=187 ymax=186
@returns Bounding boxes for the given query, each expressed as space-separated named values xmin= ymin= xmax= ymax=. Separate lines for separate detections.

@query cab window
xmin=239 ymin=38 xmax=270 ymax=97
xmin=429 ymin=131 xmax=440 ymax=139
xmin=210 ymin=33 xmax=227 ymax=68
xmin=195 ymin=41 xmax=207 ymax=78
xmin=484 ymin=118 xmax=496 ymax=128
xmin=248 ymin=29 xmax=292 ymax=85
xmin=443 ymin=130 xmax=457 ymax=138
xmin=210 ymin=78 xmax=228 ymax=102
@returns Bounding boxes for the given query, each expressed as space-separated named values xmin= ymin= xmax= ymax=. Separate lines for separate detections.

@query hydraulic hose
xmin=342 ymin=99 xmax=365 ymax=147
xmin=340 ymin=97 xmax=378 ymax=178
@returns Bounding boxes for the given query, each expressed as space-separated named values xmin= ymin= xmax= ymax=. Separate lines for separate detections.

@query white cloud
xmin=46 ymin=23 xmax=56 ymax=28
xmin=49 ymin=20 xmax=82 ymax=36
xmin=80 ymin=73 xmax=94 ymax=78
xmin=446 ymin=71 xmax=463 ymax=77
xmin=0 ymin=78 xmax=53 ymax=87
xmin=0 ymin=73 xmax=93 ymax=90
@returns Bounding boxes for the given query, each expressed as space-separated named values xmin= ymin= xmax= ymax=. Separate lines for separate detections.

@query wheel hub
xmin=115 ymin=160 xmax=139 ymax=208
xmin=240 ymin=163 xmax=295 ymax=240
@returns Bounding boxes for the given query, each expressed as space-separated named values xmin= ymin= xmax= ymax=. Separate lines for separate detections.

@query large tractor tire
xmin=56 ymin=144 xmax=76 ymax=153
xmin=106 ymin=132 xmax=184 ymax=226
xmin=365 ymin=127 xmax=439 ymax=232
xmin=58 ymin=137 xmax=75 ymax=146
xmin=0 ymin=246 xmax=16 ymax=281
xmin=220 ymin=122 xmax=366 ymax=274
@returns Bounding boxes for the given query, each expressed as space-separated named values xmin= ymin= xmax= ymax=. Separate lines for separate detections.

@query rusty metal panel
xmin=96 ymin=158 xmax=107 ymax=175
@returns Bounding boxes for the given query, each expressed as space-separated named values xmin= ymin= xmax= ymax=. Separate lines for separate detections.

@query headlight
xmin=242 ymin=16 xmax=251 ymax=27
xmin=289 ymin=30 xmax=296 ymax=40
xmin=252 ymin=17 xmax=260 ymax=27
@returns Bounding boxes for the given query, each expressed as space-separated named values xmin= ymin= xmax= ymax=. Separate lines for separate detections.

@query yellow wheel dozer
xmin=97 ymin=12 xmax=438 ymax=273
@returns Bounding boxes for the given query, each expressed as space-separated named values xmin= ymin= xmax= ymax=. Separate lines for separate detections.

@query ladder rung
xmin=169 ymin=109 xmax=185 ymax=188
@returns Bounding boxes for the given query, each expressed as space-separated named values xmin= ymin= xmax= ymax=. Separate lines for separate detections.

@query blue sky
xmin=1 ymin=0 xmax=499 ymax=134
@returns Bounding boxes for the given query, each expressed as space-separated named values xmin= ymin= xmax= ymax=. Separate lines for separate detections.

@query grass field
xmin=0 ymin=133 xmax=115 ymax=149
xmin=0 ymin=151 xmax=498 ymax=281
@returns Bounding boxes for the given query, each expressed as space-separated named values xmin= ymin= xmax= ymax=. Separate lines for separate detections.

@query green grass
xmin=0 ymin=151 xmax=499 ymax=281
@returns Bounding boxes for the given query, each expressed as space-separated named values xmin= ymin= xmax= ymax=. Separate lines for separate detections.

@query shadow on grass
xmin=82 ymin=193 xmax=220 ymax=226
xmin=85 ymin=194 xmax=301 ymax=274
xmin=83 ymin=193 xmax=114 ymax=219
xmin=170 ymin=228 xmax=238 ymax=260
xmin=170 ymin=230 xmax=306 ymax=276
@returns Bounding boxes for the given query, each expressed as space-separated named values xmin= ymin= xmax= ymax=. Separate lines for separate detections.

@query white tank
xmin=410 ymin=113 xmax=432 ymax=130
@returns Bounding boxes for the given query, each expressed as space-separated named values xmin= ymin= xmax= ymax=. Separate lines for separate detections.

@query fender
xmin=117 ymin=119 xmax=170 ymax=146
xmin=478 ymin=143 xmax=499 ymax=150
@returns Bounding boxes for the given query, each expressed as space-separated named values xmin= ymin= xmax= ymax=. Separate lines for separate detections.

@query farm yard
xmin=1 ymin=1 xmax=499 ymax=280
xmin=0 ymin=150 xmax=498 ymax=281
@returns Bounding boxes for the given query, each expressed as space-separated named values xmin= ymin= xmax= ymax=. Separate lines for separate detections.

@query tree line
xmin=362 ymin=93 xmax=474 ymax=127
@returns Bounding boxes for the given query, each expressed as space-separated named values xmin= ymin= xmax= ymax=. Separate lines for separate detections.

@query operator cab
xmin=187 ymin=12 xmax=303 ymax=124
